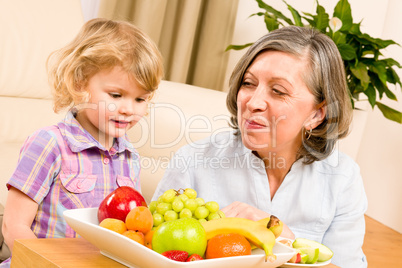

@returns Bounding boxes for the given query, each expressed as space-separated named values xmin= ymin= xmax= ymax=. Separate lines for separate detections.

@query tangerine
xmin=122 ymin=230 xmax=145 ymax=245
xmin=125 ymin=206 xmax=153 ymax=233
xmin=144 ymin=229 xmax=155 ymax=249
xmin=99 ymin=218 xmax=127 ymax=234
xmin=205 ymin=233 xmax=252 ymax=259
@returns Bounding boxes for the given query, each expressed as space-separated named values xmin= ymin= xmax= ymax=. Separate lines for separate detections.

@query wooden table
xmin=11 ymin=238 xmax=124 ymax=267
xmin=10 ymin=237 xmax=339 ymax=267
xmin=363 ymin=215 xmax=402 ymax=267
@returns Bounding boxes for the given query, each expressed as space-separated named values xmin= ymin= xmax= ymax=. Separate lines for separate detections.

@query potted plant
xmin=227 ymin=0 xmax=401 ymax=123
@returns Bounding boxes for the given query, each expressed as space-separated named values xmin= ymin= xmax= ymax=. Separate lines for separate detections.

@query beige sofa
xmin=0 ymin=0 xmax=229 ymax=209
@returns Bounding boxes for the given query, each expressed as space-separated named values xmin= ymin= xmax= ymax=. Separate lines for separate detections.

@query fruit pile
xmin=149 ymin=188 xmax=225 ymax=227
xmin=96 ymin=186 xmax=333 ymax=264
xmin=99 ymin=206 xmax=154 ymax=248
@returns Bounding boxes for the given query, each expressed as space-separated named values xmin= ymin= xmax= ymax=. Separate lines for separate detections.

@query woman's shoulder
xmin=313 ymin=150 xmax=360 ymax=178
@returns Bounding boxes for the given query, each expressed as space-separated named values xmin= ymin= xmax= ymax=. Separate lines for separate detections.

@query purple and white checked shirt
xmin=6 ymin=111 xmax=141 ymax=238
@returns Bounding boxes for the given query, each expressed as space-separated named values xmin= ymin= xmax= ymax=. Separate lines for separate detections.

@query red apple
xmin=295 ymin=252 xmax=302 ymax=263
xmin=288 ymin=252 xmax=302 ymax=263
xmin=97 ymin=186 xmax=147 ymax=223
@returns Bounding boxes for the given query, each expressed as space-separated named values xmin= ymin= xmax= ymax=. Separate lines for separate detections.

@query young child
xmin=0 ymin=18 xmax=163 ymax=266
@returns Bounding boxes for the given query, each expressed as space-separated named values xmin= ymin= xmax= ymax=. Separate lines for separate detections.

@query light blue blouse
xmin=153 ymin=131 xmax=368 ymax=268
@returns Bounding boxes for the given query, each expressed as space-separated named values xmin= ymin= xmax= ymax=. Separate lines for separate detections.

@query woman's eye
xmin=272 ymin=88 xmax=286 ymax=96
xmin=241 ymin=81 xmax=254 ymax=87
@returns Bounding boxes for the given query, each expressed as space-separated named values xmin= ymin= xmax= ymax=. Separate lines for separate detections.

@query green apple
xmin=292 ymin=238 xmax=334 ymax=262
xmin=300 ymin=252 xmax=309 ymax=264
xmin=152 ymin=218 xmax=207 ymax=256
xmin=298 ymin=247 xmax=319 ymax=264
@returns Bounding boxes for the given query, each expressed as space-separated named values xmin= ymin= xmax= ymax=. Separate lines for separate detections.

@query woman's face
xmin=237 ymin=50 xmax=323 ymax=158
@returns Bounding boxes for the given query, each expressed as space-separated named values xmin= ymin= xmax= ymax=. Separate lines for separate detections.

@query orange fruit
xmin=205 ymin=233 xmax=252 ymax=259
xmin=144 ymin=229 xmax=155 ymax=249
xmin=99 ymin=218 xmax=127 ymax=234
xmin=125 ymin=206 xmax=153 ymax=233
xmin=122 ymin=230 xmax=145 ymax=245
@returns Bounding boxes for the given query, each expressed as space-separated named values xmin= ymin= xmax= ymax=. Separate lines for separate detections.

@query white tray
xmin=64 ymin=208 xmax=296 ymax=268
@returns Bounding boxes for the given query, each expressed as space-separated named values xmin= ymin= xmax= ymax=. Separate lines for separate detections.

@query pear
xmin=292 ymin=238 xmax=333 ymax=262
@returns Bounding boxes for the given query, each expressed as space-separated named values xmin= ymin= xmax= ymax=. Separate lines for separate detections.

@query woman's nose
xmin=246 ymin=87 xmax=268 ymax=112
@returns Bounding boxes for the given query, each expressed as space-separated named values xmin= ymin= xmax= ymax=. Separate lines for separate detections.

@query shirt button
xmin=103 ymin=158 xmax=110 ymax=165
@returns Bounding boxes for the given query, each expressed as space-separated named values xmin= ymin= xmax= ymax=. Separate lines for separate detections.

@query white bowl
xmin=64 ymin=208 xmax=296 ymax=268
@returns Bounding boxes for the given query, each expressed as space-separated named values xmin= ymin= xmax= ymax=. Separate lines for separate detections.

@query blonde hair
xmin=47 ymin=18 xmax=164 ymax=113
xmin=227 ymin=26 xmax=352 ymax=164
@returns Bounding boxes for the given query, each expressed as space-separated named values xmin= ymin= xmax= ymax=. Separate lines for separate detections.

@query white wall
xmin=80 ymin=0 xmax=100 ymax=21
xmin=226 ymin=0 xmax=402 ymax=233
xmin=355 ymin=0 xmax=402 ymax=233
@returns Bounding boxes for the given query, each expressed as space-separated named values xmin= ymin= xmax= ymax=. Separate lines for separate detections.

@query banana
xmin=201 ymin=217 xmax=276 ymax=262
xmin=257 ymin=215 xmax=284 ymax=238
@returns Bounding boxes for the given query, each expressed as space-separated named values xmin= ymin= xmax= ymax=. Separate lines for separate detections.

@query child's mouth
xmin=112 ymin=120 xmax=129 ymax=128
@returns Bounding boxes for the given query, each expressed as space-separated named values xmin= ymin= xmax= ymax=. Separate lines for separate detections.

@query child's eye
xmin=135 ymin=98 xmax=146 ymax=103
xmin=109 ymin=93 xmax=121 ymax=99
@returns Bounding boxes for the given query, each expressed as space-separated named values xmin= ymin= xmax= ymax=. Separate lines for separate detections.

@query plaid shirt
xmin=7 ymin=111 xmax=141 ymax=238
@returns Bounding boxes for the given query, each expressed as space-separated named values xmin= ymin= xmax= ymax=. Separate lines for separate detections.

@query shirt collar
xmin=233 ymin=131 xmax=304 ymax=171
xmin=57 ymin=110 xmax=136 ymax=154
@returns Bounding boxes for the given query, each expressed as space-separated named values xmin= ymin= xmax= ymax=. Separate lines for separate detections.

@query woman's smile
xmin=244 ymin=118 xmax=268 ymax=129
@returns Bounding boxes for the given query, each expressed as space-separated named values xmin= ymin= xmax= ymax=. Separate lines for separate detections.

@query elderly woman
xmin=153 ymin=26 xmax=367 ymax=268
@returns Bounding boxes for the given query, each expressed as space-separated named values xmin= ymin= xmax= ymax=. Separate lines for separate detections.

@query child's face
xmin=75 ymin=66 xmax=150 ymax=149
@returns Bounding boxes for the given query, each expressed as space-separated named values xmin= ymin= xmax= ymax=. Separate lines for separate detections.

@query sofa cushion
xmin=0 ymin=0 xmax=83 ymax=99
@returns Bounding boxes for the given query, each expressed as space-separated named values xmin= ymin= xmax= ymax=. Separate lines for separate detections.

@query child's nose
xmin=119 ymin=100 xmax=136 ymax=115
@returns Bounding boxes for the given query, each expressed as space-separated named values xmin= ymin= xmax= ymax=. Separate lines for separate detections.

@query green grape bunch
xmin=149 ymin=188 xmax=225 ymax=228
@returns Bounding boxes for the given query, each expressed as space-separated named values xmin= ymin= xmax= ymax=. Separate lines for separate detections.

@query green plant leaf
xmin=368 ymin=68 xmax=398 ymax=101
xmin=249 ymin=12 xmax=266 ymax=18
xmin=302 ymin=14 xmax=316 ymax=27
xmin=372 ymin=37 xmax=398 ymax=49
xmin=364 ymin=84 xmax=377 ymax=108
xmin=361 ymin=45 xmax=377 ymax=57
xmin=255 ymin=0 xmax=293 ymax=25
xmin=349 ymin=22 xmax=362 ymax=35
xmin=372 ymin=76 xmax=386 ymax=98
xmin=264 ymin=14 xmax=280 ymax=31
xmin=376 ymin=102 xmax=402 ymax=123
xmin=370 ymin=61 xmax=388 ymax=85
xmin=225 ymin=43 xmax=254 ymax=51
xmin=383 ymin=58 xmax=402 ymax=68
xmin=332 ymin=31 xmax=347 ymax=45
xmin=333 ymin=0 xmax=353 ymax=31
xmin=350 ymin=62 xmax=370 ymax=89
xmin=383 ymin=87 xmax=398 ymax=101
xmin=338 ymin=43 xmax=356 ymax=60
xmin=386 ymin=68 xmax=402 ymax=86
xmin=283 ymin=0 xmax=303 ymax=26
xmin=315 ymin=3 xmax=329 ymax=32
